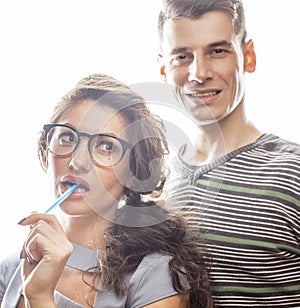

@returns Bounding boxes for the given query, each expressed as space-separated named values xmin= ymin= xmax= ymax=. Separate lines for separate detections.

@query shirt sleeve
xmin=127 ymin=253 xmax=187 ymax=308
xmin=0 ymin=251 xmax=20 ymax=300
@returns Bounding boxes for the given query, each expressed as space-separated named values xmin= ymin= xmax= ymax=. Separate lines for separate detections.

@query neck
xmin=194 ymin=103 xmax=261 ymax=164
xmin=58 ymin=212 xmax=112 ymax=251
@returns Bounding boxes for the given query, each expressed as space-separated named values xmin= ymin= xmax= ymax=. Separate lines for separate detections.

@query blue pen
xmin=44 ymin=184 xmax=79 ymax=214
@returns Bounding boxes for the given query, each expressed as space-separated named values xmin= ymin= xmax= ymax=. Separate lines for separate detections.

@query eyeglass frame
xmin=43 ymin=123 xmax=132 ymax=167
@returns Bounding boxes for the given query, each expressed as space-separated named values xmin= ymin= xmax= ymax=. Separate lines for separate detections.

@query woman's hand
xmin=18 ymin=213 xmax=73 ymax=307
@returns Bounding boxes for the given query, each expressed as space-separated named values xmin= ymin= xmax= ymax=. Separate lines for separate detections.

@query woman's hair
xmin=158 ymin=0 xmax=247 ymax=49
xmin=38 ymin=73 xmax=212 ymax=307
xmin=101 ymin=211 xmax=213 ymax=307
xmin=38 ymin=73 xmax=168 ymax=201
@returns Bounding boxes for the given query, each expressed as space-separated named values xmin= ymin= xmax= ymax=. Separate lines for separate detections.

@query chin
xmin=59 ymin=204 xmax=93 ymax=217
xmin=191 ymin=111 xmax=221 ymax=125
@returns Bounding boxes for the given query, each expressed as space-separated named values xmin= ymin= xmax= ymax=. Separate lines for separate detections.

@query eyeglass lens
xmin=46 ymin=125 xmax=125 ymax=167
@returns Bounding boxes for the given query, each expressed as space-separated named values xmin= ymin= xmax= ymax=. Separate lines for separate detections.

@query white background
xmin=0 ymin=0 xmax=299 ymax=259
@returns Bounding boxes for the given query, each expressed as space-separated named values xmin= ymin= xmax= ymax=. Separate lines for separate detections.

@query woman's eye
xmin=58 ymin=133 xmax=76 ymax=145
xmin=98 ymin=142 xmax=113 ymax=153
xmin=95 ymin=139 xmax=120 ymax=157
xmin=93 ymin=136 xmax=123 ymax=158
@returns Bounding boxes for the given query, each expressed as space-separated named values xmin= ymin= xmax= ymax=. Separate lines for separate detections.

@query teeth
xmin=190 ymin=91 xmax=218 ymax=98
xmin=63 ymin=181 xmax=88 ymax=192
xmin=76 ymin=186 xmax=87 ymax=193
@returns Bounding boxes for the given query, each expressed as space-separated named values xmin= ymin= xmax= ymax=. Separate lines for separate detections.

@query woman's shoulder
xmin=125 ymin=252 xmax=181 ymax=307
xmin=0 ymin=250 xmax=21 ymax=299
xmin=131 ymin=252 xmax=173 ymax=281
xmin=138 ymin=252 xmax=172 ymax=267
xmin=0 ymin=250 xmax=20 ymax=276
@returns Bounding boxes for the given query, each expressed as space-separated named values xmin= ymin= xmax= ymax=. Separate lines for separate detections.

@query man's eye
xmin=214 ymin=49 xmax=224 ymax=54
xmin=210 ymin=48 xmax=229 ymax=57
xmin=171 ymin=54 xmax=193 ymax=66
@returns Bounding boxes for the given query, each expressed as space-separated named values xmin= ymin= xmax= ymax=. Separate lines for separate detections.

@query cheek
xmin=96 ymin=168 xmax=126 ymax=200
xmin=46 ymin=156 xmax=58 ymax=195
xmin=100 ymin=155 xmax=133 ymax=198
xmin=173 ymin=73 xmax=186 ymax=87
xmin=218 ymin=59 xmax=239 ymax=83
xmin=166 ymin=65 xmax=187 ymax=87
xmin=46 ymin=155 xmax=69 ymax=188
xmin=47 ymin=154 xmax=67 ymax=174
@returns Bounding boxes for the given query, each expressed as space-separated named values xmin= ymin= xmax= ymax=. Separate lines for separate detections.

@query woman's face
xmin=46 ymin=100 xmax=131 ymax=219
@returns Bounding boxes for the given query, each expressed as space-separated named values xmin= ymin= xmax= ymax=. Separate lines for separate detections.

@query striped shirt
xmin=166 ymin=134 xmax=300 ymax=307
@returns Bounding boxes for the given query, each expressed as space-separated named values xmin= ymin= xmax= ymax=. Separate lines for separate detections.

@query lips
xmin=60 ymin=175 xmax=90 ymax=193
xmin=62 ymin=181 xmax=89 ymax=193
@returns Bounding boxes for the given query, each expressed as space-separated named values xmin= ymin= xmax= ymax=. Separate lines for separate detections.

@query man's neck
xmin=194 ymin=103 xmax=262 ymax=164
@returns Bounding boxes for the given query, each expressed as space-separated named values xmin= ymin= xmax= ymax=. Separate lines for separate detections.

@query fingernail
xmin=17 ymin=217 xmax=27 ymax=225
xmin=19 ymin=250 xmax=24 ymax=259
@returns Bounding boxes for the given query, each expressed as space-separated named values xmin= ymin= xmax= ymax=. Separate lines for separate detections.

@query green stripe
xmin=199 ymin=233 xmax=300 ymax=255
xmin=196 ymin=179 xmax=300 ymax=206
xmin=212 ymin=284 xmax=300 ymax=293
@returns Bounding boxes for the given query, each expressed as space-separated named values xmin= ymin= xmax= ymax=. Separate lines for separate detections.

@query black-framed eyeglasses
xmin=43 ymin=124 xmax=132 ymax=167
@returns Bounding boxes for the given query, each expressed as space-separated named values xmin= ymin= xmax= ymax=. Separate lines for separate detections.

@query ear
xmin=244 ymin=39 xmax=256 ymax=73
xmin=157 ymin=53 xmax=167 ymax=82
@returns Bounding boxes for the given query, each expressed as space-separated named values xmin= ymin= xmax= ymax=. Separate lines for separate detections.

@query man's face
xmin=159 ymin=11 xmax=255 ymax=125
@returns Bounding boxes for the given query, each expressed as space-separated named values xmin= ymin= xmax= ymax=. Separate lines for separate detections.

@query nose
xmin=188 ymin=54 xmax=213 ymax=84
xmin=68 ymin=138 xmax=91 ymax=173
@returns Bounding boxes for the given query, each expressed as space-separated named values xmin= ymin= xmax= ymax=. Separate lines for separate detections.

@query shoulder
xmin=137 ymin=252 xmax=172 ymax=270
xmin=257 ymin=135 xmax=300 ymax=181
xmin=126 ymin=253 xmax=183 ymax=308
xmin=0 ymin=251 xmax=21 ymax=299
xmin=259 ymin=134 xmax=300 ymax=156
xmin=0 ymin=251 xmax=20 ymax=279
xmin=130 ymin=253 xmax=173 ymax=286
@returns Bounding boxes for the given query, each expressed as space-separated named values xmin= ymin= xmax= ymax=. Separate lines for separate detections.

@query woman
xmin=0 ymin=74 xmax=212 ymax=307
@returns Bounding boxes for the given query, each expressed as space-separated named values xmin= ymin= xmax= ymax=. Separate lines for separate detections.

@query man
xmin=157 ymin=0 xmax=300 ymax=306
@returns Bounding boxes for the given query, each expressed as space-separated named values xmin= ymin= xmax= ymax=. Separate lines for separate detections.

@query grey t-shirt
xmin=0 ymin=243 xmax=185 ymax=307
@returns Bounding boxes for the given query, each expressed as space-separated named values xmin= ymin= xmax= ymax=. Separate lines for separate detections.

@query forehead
xmin=59 ymin=100 xmax=128 ymax=135
xmin=162 ymin=11 xmax=235 ymax=51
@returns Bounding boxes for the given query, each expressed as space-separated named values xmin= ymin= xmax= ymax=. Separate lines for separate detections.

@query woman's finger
xmin=18 ymin=213 xmax=64 ymax=232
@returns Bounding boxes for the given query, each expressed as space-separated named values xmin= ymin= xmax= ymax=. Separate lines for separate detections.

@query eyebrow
xmin=61 ymin=123 xmax=119 ymax=138
xmin=208 ymin=40 xmax=233 ymax=50
xmin=169 ymin=40 xmax=234 ymax=55
xmin=170 ymin=47 xmax=189 ymax=55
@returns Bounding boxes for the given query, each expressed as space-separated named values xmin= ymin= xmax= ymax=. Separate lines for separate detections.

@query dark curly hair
xmin=38 ymin=73 xmax=213 ymax=307
xmin=100 ymin=206 xmax=213 ymax=308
